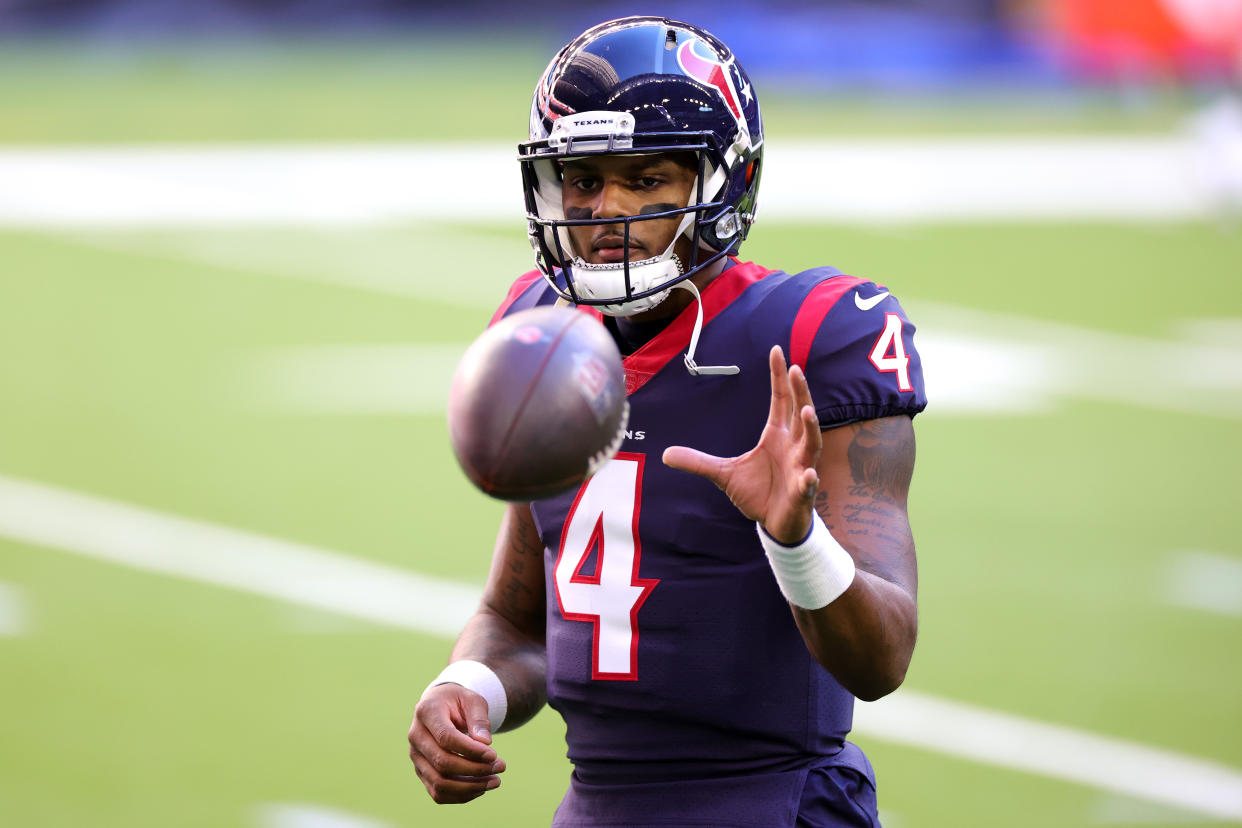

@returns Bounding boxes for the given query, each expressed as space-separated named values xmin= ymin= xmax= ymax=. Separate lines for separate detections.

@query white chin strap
xmin=673 ymin=279 xmax=739 ymax=377
xmin=566 ymin=202 xmax=700 ymax=317
xmin=567 ymin=253 xmax=679 ymax=316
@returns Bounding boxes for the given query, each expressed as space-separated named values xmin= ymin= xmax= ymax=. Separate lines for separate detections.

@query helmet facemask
xmin=519 ymin=16 xmax=764 ymax=317
xmin=521 ymin=123 xmax=743 ymax=316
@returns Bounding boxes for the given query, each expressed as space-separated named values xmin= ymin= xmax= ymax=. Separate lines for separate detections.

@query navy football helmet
xmin=520 ymin=16 xmax=764 ymax=316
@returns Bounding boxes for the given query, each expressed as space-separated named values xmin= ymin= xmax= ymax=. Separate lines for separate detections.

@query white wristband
xmin=757 ymin=513 xmax=856 ymax=610
xmin=423 ymin=660 xmax=508 ymax=733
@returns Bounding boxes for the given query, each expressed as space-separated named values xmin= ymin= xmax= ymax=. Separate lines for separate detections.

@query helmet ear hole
xmin=714 ymin=212 xmax=742 ymax=241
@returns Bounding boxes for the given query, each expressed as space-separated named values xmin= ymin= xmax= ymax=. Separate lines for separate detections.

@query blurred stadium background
xmin=1 ymin=1 xmax=1241 ymax=826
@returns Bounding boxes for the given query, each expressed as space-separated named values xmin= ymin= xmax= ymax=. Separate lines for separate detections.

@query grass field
xmin=0 ymin=37 xmax=1210 ymax=144
xmin=1 ymin=36 xmax=1240 ymax=828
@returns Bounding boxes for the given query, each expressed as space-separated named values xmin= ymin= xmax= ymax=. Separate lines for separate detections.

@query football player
xmin=409 ymin=16 xmax=926 ymax=827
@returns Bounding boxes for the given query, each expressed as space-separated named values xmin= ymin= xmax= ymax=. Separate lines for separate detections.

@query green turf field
xmin=1 ymin=37 xmax=1240 ymax=828
xmin=0 ymin=37 xmax=1207 ymax=143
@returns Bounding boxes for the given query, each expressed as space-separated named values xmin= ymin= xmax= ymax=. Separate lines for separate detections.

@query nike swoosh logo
xmin=854 ymin=291 xmax=889 ymax=311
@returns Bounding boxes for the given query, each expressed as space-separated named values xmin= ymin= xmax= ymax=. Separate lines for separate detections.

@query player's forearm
xmin=791 ymin=573 xmax=917 ymax=701
xmin=761 ymin=506 xmax=919 ymax=699
xmin=447 ymin=502 xmax=548 ymax=730
xmin=450 ymin=607 xmax=547 ymax=730
xmin=792 ymin=417 xmax=919 ymax=700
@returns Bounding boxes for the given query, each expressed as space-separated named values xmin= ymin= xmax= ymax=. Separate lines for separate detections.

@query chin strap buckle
xmin=674 ymin=281 xmax=740 ymax=377
xmin=684 ymin=355 xmax=741 ymax=377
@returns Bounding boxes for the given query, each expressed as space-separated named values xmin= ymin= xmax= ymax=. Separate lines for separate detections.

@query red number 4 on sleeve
xmin=868 ymin=313 xmax=913 ymax=392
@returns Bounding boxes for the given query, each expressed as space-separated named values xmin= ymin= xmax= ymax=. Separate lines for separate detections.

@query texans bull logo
xmin=675 ymin=39 xmax=744 ymax=120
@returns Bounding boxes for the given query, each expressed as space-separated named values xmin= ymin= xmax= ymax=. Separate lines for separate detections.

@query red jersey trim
xmin=789 ymin=276 xmax=868 ymax=371
xmin=622 ymin=259 xmax=775 ymax=395
xmin=488 ymin=270 xmax=546 ymax=327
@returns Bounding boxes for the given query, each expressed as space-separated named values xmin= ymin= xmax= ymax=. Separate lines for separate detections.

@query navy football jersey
xmin=491 ymin=259 xmax=926 ymax=821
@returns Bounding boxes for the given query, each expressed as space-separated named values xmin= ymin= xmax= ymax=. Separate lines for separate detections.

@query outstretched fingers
xmin=662 ymin=445 xmax=730 ymax=489
xmin=767 ymin=345 xmax=793 ymax=428
xmin=789 ymin=364 xmax=822 ymax=469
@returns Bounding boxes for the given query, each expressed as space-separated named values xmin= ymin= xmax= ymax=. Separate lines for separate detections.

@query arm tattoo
xmin=452 ymin=505 xmax=549 ymax=727
xmin=813 ymin=488 xmax=836 ymax=533
xmin=497 ymin=515 xmax=546 ymax=620
xmin=846 ymin=418 xmax=914 ymax=502
xmin=816 ymin=417 xmax=917 ymax=594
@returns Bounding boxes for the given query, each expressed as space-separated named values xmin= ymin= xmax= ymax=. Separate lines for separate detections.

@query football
xmin=447 ymin=305 xmax=629 ymax=501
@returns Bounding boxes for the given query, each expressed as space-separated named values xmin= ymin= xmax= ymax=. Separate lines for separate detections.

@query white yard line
xmin=62 ymin=225 xmax=529 ymax=311
xmin=916 ymin=303 xmax=1242 ymax=420
xmin=255 ymin=802 xmax=391 ymax=828
xmin=1 ymin=472 xmax=1240 ymax=820
xmin=237 ymin=312 xmax=1242 ymax=420
xmin=1165 ymin=550 xmax=1242 ymax=618
xmin=244 ymin=344 xmax=467 ymax=414
xmin=0 ymin=475 xmax=479 ymax=638
xmin=240 ymin=337 xmax=1056 ymax=417
xmin=0 ymin=137 xmax=1228 ymax=227
xmin=855 ymin=694 xmax=1242 ymax=822
xmin=1089 ymin=793 xmax=1205 ymax=824
xmin=0 ymin=581 xmax=28 ymax=636
xmin=0 ymin=144 xmax=519 ymax=227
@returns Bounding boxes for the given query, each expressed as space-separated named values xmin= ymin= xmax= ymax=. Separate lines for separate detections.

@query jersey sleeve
xmin=791 ymin=277 xmax=927 ymax=428
xmin=488 ymin=269 xmax=553 ymax=327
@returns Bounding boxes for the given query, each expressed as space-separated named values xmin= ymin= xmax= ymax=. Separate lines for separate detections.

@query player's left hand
xmin=408 ymin=684 xmax=506 ymax=804
xmin=663 ymin=345 xmax=821 ymax=544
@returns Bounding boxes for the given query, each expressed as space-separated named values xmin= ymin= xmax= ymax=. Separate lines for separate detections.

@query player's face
xmin=560 ymin=153 xmax=697 ymax=266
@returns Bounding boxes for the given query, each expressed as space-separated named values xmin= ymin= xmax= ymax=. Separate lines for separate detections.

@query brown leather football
xmin=448 ymin=306 xmax=629 ymax=501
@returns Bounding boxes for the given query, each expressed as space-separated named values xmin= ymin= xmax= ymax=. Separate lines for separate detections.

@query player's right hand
xmin=663 ymin=345 xmax=821 ymax=544
xmin=408 ymin=683 xmax=506 ymax=804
